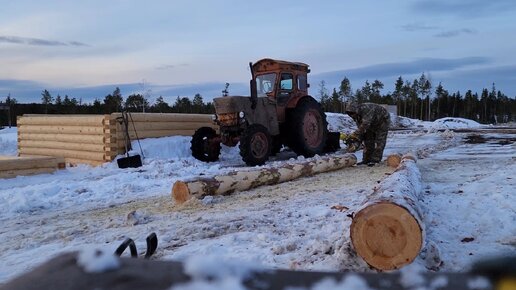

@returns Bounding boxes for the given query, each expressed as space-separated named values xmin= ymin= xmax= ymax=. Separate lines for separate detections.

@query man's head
xmin=344 ymin=101 xmax=359 ymax=115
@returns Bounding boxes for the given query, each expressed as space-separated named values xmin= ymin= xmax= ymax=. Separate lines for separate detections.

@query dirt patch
xmin=464 ymin=134 xmax=516 ymax=145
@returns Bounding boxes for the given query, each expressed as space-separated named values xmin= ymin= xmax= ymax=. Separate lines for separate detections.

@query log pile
xmin=16 ymin=113 xmax=216 ymax=166
xmin=17 ymin=115 xmax=116 ymax=166
xmin=350 ymin=153 xmax=424 ymax=270
xmin=0 ymin=155 xmax=65 ymax=179
xmin=172 ymin=153 xmax=357 ymax=204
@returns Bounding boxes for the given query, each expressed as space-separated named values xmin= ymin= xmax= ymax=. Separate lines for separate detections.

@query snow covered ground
xmin=0 ymin=116 xmax=514 ymax=285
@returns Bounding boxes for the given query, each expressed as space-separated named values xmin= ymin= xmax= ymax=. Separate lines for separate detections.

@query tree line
xmin=318 ymin=75 xmax=515 ymax=124
xmin=2 ymin=75 xmax=516 ymax=127
xmin=1 ymin=87 xmax=215 ymax=126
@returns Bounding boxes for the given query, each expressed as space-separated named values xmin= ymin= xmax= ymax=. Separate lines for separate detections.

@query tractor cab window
xmin=297 ymin=75 xmax=307 ymax=91
xmin=256 ymin=73 xmax=276 ymax=97
xmin=280 ymin=73 xmax=293 ymax=91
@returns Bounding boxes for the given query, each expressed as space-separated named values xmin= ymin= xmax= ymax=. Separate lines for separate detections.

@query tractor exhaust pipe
xmin=249 ymin=62 xmax=257 ymax=110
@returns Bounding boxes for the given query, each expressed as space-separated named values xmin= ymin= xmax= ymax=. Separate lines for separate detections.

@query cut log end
xmin=386 ymin=153 xmax=403 ymax=168
xmin=350 ymin=202 xmax=422 ymax=271
xmin=172 ymin=181 xmax=192 ymax=204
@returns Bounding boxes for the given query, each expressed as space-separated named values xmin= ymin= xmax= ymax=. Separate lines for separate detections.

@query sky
xmin=1 ymin=0 xmax=516 ymax=104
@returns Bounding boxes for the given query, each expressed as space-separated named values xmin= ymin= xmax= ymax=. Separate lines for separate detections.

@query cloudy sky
xmin=1 ymin=0 xmax=515 ymax=104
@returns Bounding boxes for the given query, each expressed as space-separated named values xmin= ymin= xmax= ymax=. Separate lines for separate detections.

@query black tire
xmin=239 ymin=124 xmax=271 ymax=166
xmin=191 ymin=127 xmax=220 ymax=162
xmin=287 ymin=97 xmax=328 ymax=157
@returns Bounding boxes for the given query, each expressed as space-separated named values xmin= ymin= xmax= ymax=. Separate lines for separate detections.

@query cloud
xmin=313 ymin=57 xmax=491 ymax=85
xmin=155 ymin=63 xmax=189 ymax=70
xmin=401 ymin=23 xmax=439 ymax=32
xmin=411 ymin=0 xmax=516 ymax=17
xmin=0 ymin=36 xmax=88 ymax=47
xmin=434 ymin=28 xmax=477 ymax=38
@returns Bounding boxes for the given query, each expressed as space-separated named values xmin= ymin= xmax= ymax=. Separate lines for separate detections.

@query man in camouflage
xmin=344 ymin=101 xmax=390 ymax=165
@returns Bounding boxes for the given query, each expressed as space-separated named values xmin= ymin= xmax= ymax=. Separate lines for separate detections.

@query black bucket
xmin=117 ymin=155 xmax=142 ymax=169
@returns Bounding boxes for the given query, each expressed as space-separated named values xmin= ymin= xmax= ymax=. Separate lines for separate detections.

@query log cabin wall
xmin=17 ymin=113 xmax=216 ymax=166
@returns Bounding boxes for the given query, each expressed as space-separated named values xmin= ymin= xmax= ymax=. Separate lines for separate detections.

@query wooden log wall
xmin=16 ymin=113 xmax=216 ymax=166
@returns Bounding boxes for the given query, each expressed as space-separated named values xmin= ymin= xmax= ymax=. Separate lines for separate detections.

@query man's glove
xmin=340 ymin=132 xmax=362 ymax=153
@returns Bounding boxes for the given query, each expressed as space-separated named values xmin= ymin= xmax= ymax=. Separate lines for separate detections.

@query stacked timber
xmin=17 ymin=115 xmax=116 ymax=166
xmin=350 ymin=153 xmax=423 ymax=270
xmin=111 ymin=113 xmax=216 ymax=149
xmin=0 ymin=155 xmax=65 ymax=179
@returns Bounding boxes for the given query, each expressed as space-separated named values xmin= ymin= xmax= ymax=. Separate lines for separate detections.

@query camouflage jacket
xmin=350 ymin=103 xmax=390 ymax=138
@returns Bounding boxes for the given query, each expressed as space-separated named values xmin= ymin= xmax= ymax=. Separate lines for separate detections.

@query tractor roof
xmin=252 ymin=58 xmax=310 ymax=74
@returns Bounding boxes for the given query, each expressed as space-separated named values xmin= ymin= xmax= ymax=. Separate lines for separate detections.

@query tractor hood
xmin=213 ymin=96 xmax=251 ymax=114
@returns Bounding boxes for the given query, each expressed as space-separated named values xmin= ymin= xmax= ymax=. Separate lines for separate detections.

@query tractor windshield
xmin=256 ymin=73 xmax=276 ymax=97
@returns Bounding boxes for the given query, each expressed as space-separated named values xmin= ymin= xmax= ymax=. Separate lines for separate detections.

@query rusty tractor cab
xmin=191 ymin=58 xmax=337 ymax=166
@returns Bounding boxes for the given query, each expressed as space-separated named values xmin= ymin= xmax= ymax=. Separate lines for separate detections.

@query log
xmin=0 ymin=156 xmax=65 ymax=171
xmin=385 ymin=153 xmax=402 ymax=168
xmin=19 ymin=140 xmax=106 ymax=152
xmin=111 ymin=112 xmax=214 ymax=123
xmin=172 ymin=154 xmax=357 ymax=204
xmin=18 ymin=133 xmax=106 ymax=144
xmin=17 ymin=115 xmax=107 ymax=126
xmin=350 ymin=154 xmax=424 ymax=270
xmin=19 ymin=148 xmax=108 ymax=162
xmin=0 ymin=167 xmax=58 ymax=179
xmin=18 ymin=125 xmax=107 ymax=135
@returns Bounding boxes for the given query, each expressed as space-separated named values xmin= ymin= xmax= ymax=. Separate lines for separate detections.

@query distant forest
xmin=1 ymin=74 xmax=515 ymax=127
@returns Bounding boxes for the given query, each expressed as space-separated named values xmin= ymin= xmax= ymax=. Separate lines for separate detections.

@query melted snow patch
xmin=77 ymin=247 xmax=120 ymax=273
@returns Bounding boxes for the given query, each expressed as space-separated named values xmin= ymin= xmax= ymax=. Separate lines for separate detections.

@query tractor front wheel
xmin=191 ymin=127 xmax=221 ymax=162
xmin=239 ymin=124 xmax=271 ymax=166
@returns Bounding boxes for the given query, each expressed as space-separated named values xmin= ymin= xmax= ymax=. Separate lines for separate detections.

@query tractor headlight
xmin=239 ymin=111 xmax=245 ymax=118
xmin=211 ymin=114 xmax=217 ymax=121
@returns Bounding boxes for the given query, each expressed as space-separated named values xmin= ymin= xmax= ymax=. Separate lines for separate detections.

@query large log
xmin=118 ymin=129 xmax=199 ymax=139
xmin=18 ymin=133 xmax=106 ymax=144
xmin=350 ymin=154 xmax=424 ymax=271
xmin=19 ymin=140 xmax=106 ymax=152
xmin=0 ymin=156 xmax=65 ymax=171
xmin=172 ymin=154 xmax=357 ymax=204
xmin=0 ymin=167 xmax=58 ymax=179
xmin=17 ymin=115 xmax=107 ymax=126
xmin=111 ymin=113 xmax=214 ymax=123
xmin=19 ymin=125 xmax=107 ymax=135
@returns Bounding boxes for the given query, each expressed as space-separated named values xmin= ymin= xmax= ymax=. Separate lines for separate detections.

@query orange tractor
xmin=191 ymin=58 xmax=339 ymax=166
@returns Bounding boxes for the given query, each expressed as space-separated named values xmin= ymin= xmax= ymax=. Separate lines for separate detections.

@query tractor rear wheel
xmin=288 ymin=98 xmax=328 ymax=157
xmin=239 ymin=124 xmax=271 ymax=166
xmin=191 ymin=127 xmax=221 ymax=162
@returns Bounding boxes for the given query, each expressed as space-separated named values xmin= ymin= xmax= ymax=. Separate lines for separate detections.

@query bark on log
xmin=172 ymin=154 xmax=357 ymax=204
xmin=18 ymin=133 xmax=106 ymax=144
xmin=111 ymin=113 xmax=214 ymax=123
xmin=350 ymin=154 xmax=424 ymax=271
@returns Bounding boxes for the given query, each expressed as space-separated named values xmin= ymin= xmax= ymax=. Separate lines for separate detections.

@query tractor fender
xmin=286 ymin=95 xmax=317 ymax=109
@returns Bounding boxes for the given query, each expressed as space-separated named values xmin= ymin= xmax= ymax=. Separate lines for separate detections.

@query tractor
xmin=191 ymin=58 xmax=337 ymax=166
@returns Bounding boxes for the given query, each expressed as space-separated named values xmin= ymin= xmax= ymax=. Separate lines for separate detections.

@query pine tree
xmin=41 ymin=89 xmax=53 ymax=114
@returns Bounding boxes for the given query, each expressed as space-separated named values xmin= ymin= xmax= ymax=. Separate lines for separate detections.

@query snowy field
xmin=0 ymin=115 xmax=514 ymax=285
